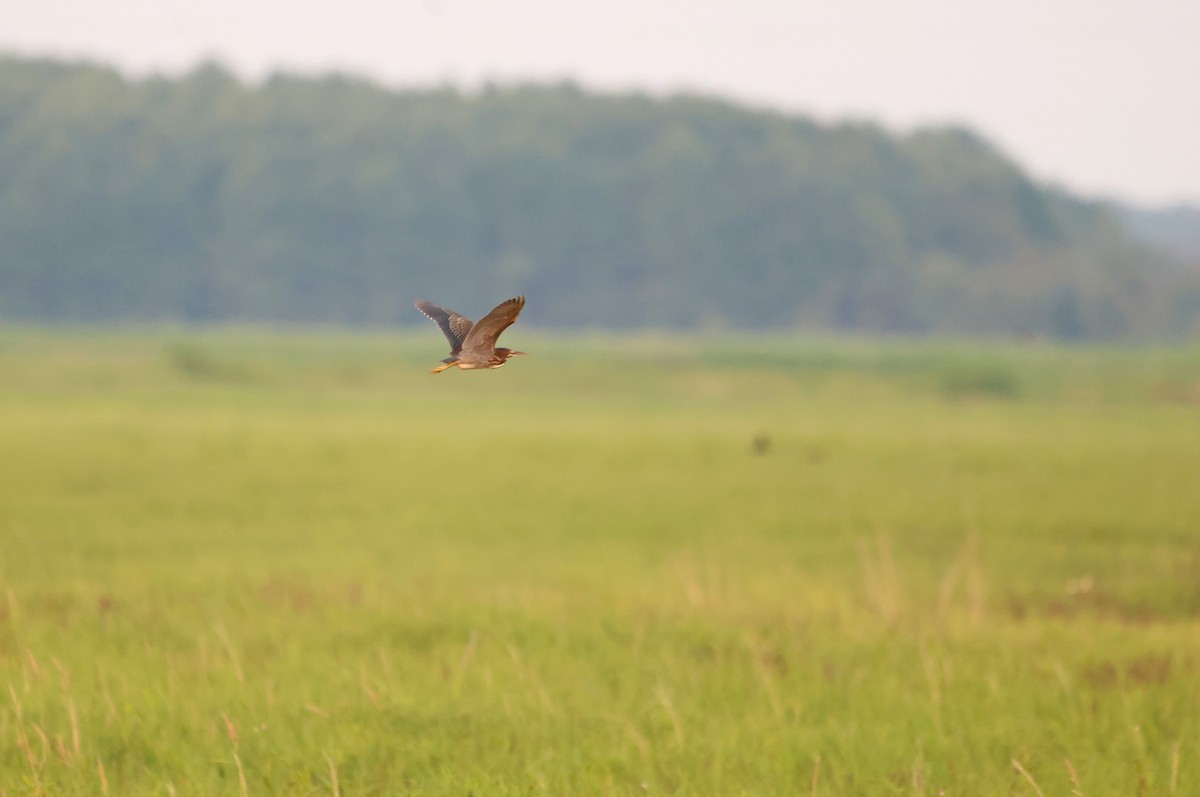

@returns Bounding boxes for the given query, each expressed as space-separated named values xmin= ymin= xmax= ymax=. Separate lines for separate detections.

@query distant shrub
xmin=165 ymin=342 xmax=252 ymax=382
xmin=937 ymin=360 xmax=1020 ymax=399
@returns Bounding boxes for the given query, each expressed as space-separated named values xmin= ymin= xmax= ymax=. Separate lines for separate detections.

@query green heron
xmin=414 ymin=295 xmax=527 ymax=373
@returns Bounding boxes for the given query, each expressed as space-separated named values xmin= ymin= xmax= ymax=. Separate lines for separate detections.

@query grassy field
xmin=1 ymin=327 xmax=1199 ymax=795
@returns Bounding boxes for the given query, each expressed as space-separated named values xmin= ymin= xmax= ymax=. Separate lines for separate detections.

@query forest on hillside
xmin=1 ymin=55 xmax=1197 ymax=338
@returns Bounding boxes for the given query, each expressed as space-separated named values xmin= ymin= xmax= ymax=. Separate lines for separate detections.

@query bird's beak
xmin=510 ymin=350 xmax=528 ymax=356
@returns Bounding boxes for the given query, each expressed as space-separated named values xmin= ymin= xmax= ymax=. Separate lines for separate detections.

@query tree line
xmin=1 ymin=55 xmax=1196 ymax=338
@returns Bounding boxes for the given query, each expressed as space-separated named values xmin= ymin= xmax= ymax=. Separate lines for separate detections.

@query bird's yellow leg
xmin=430 ymin=362 xmax=457 ymax=374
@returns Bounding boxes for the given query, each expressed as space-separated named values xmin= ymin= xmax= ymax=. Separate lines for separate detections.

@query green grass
xmin=1 ymin=327 xmax=1199 ymax=795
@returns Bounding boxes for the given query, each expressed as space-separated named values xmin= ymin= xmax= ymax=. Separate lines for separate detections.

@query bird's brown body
xmin=414 ymin=296 xmax=527 ymax=373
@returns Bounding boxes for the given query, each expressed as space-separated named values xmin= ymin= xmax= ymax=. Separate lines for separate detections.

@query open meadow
xmin=1 ymin=328 xmax=1199 ymax=796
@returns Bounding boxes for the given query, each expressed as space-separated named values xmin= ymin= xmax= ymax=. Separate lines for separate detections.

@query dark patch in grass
xmin=1147 ymin=378 xmax=1200 ymax=404
xmin=1083 ymin=654 xmax=1173 ymax=689
xmin=164 ymin=342 xmax=255 ymax=383
xmin=258 ymin=579 xmax=319 ymax=613
xmin=25 ymin=591 xmax=80 ymax=627
xmin=755 ymin=646 xmax=789 ymax=676
xmin=937 ymin=360 xmax=1021 ymax=399
xmin=804 ymin=443 xmax=829 ymax=464
xmin=1008 ymin=586 xmax=1179 ymax=626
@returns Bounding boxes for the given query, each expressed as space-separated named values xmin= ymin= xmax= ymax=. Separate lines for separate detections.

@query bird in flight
xmin=414 ymin=296 xmax=527 ymax=373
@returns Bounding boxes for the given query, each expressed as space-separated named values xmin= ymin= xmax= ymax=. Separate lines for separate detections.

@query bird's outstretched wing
xmin=460 ymin=296 xmax=525 ymax=357
xmin=414 ymin=300 xmax=474 ymax=355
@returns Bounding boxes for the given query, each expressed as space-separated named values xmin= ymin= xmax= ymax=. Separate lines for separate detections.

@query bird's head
xmin=497 ymin=348 xmax=527 ymax=359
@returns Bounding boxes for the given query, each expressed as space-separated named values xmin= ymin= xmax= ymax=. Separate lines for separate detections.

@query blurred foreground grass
xmin=1 ymin=327 xmax=1199 ymax=795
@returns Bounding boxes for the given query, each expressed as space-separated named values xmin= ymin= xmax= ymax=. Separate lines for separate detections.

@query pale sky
xmin=4 ymin=0 xmax=1198 ymax=205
